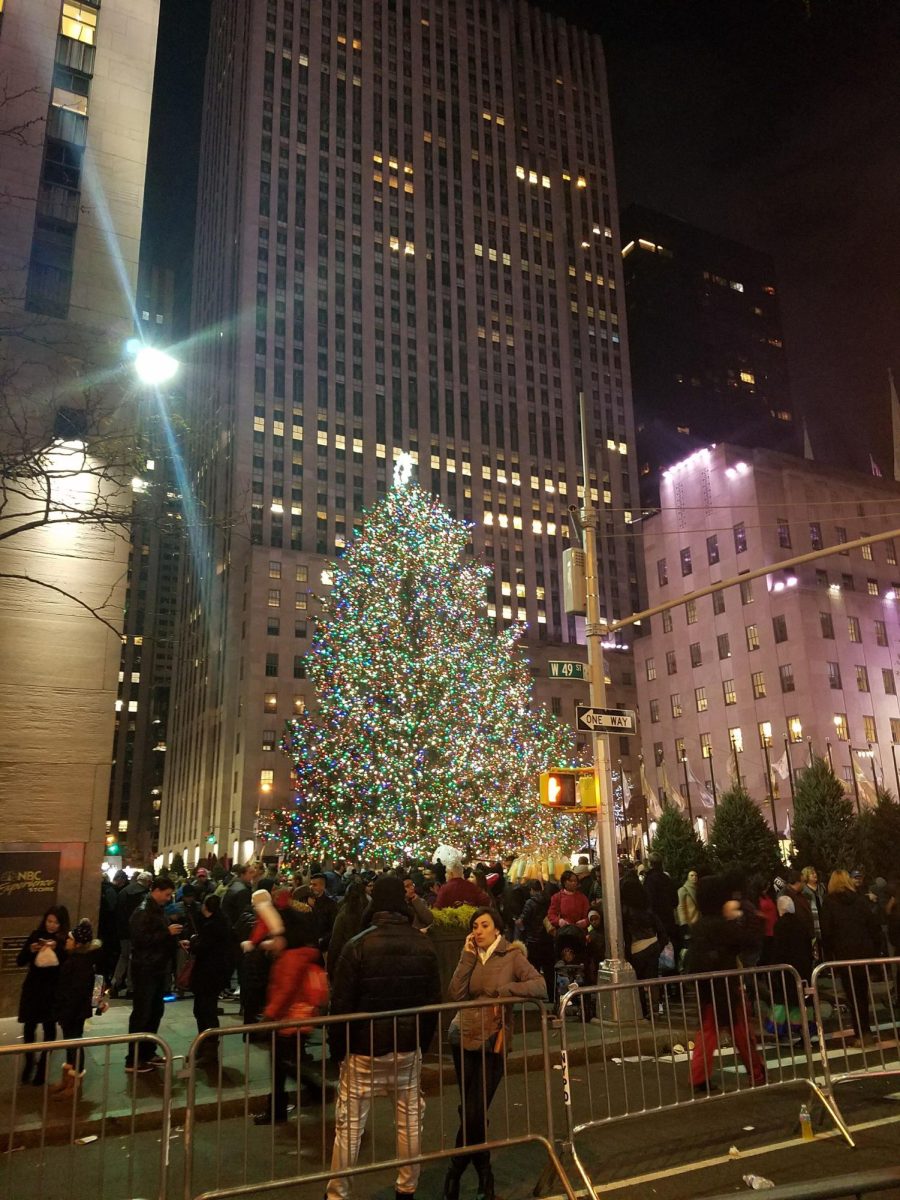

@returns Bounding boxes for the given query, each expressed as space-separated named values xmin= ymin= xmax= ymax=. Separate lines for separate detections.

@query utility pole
xmin=572 ymin=394 xmax=633 ymax=997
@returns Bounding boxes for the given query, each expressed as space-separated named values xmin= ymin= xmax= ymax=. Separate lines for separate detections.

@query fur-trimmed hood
xmin=448 ymin=933 xmax=548 ymax=1050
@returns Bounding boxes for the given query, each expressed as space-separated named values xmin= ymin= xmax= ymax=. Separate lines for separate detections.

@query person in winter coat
xmin=621 ymin=876 xmax=666 ymax=1019
xmin=326 ymin=875 xmax=441 ymax=1200
xmin=326 ymin=880 xmax=369 ymax=981
xmin=222 ymin=863 xmax=258 ymax=929
xmin=17 ymin=905 xmax=69 ymax=1085
xmin=125 ymin=878 xmax=183 ymax=1072
xmin=685 ymin=875 xmax=766 ymax=1094
xmin=189 ymin=895 xmax=233 ymax=1053
xmin=520 ymin=879 xmax=555 ymax=997
xmin=800 ymin=866 xmax=826 ymax=956
xmin=548 ymin=870 xmax=589 ymax=934
xmin=643 ymin=853 xmax=681 ymax=955
xmin=676 ymin=870 xmax=700 ymax=933
xmin=98 ymin=870 xmax=125 ymax=982
xmin=403 ymin=875 xmax=435 ymax=932
xmin=111 ymin=871 xmax=151 ymax=996
xmin=771 ymin=895 xmax=814 ymax=995
xmin=51 ymin=918 xmax=105 ymax=1100
xmin=444 ymin=906 xmax=547 ymax=1200
xmin=821 ymin=870 xmax=882 ymax=1044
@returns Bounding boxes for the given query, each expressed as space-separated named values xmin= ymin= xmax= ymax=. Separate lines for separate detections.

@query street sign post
xmin=575 ymin=704 xmax=637 ymax=735
xmin=548 ymin=660 xmax=586 ymax=680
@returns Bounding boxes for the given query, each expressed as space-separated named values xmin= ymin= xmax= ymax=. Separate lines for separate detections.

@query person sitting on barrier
xmin=326 ymin=874 xmax=441 ymax=1200
xmin=821 ymin=869 xmax=882 ymax=1047
xmin=444 ymin=906 xmax=547 ymax=1200
xmin=685 ymin=875 xmax=766 ymax=1095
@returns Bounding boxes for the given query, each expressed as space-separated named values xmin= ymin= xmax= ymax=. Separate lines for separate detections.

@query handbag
xmin=658 ymin=941 xmax=676 ymax=972
xmin=34 ymin=943 xmax=59 ymax=968
xmin=176 ymin=956 xmax=195 ymax=990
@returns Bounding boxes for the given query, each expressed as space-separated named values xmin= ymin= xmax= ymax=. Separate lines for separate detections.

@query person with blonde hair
xmin=821 ymin=870 xmax=881 ymax=1045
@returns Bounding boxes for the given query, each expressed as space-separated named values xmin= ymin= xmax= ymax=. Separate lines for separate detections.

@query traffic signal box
xmin=539 ymin=767 xmax=599 ymax=811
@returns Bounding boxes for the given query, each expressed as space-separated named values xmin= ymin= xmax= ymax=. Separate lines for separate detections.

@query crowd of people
xmin=16 ymin=849 xmax=900 ymax=1199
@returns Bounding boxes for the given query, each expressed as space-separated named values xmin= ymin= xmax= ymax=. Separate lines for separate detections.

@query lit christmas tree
xmin=274 ymin=458 xmax=577 ymax=860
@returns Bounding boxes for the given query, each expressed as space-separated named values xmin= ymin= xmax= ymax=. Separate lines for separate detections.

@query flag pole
xmin=892 ymin=743 xmax=900 ymax=800
xmin=849 ymin=750 xmax=862 ymax=814
xmin=708 ymin=747 xmax=718 ymax=809
xmin=762 ymin=739 xmax=778 ymax=833
xmin=826 ymin=738 xmax=834 ymax=772
xmin=730 ymin=735 xmax=742 ymax=788
xmin=784 ymin=736 xmax=796 ymax=801
xmin=681 ymin=753 xmax=694 ymax=827
xmin=868 ymin=742 xmax=878 ymax=794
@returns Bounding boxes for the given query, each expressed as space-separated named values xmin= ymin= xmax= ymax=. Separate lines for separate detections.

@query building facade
xmin=161 ymin=0 xmax=643 ymax=865
xmin=0 ymin=0 xmax=159 ymax=1009
xmin=634 ymin=444 xmax=900 ymax=833
xmin=620 ymin=205 xmax=797 ymax=507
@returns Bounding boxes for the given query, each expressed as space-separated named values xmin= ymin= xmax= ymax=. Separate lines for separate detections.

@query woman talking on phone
xmin=17 ymin=905 xmax=69 ymax=1085
xmin=444 ymin=907 xmax=546 ymax=1200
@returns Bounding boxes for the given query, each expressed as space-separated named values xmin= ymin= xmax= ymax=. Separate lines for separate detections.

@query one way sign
xmin=575 ymin=705 xmax=637 ymax=735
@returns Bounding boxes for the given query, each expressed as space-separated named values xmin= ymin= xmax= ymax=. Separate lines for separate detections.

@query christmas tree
xmin=856 ymin=789 xmax=900 ymax=881
xmin=649 ymin=803 xmax=710 ymax=888
xmin=276 ymin=462 xmax=577 ymax=860
xmin=708 ymin=785 xmax=782 ymax=880
xmin=790 ymin=757 xmax=858 ymax=875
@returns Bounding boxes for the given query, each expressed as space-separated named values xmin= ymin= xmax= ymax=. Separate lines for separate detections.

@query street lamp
xmin=133 ymin=345 xmax=179 ymax=386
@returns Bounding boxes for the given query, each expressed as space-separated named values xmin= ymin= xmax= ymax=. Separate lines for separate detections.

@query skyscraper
xmin=0 ymin=0 xmax=159 ymax=1011
xmin=162 ymin=0 xmax=640 ymax=866
xmin=620 ymin=205 xmax=797 ymax=507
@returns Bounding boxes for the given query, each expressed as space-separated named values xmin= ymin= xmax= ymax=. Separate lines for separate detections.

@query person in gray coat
xmin=444 ymin=907 xmax=546 ymax=1200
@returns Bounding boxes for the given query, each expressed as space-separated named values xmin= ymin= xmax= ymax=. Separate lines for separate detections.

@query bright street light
xmin=133 ymin=345 xmax=179 ymax=386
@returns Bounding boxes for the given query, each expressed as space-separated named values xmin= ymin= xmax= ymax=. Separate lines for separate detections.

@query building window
xmin=758 ymin=720 xmax=773 ymax=748
xmin=657 ymin=558 xmax=668 ymax=587
xmin=269 ymin=560 xmax=282 ymax=578
xmin=746 ymin=623 xmax=760 ymax=651
xmin=296 ymin=565 xmax=308 ymax=582
xmin=863 ymin=714 xmax=877 ymax=743
xmin=260 ymin=769 xmax=274 ymax=793
xmin=293 ymin=655 xmax=307 ymax=679
xmin=809 ymin=522 xmax=823 ymax=550
xmin=695 ymin=686 xmax=708 ymax=713
xmin=833 ymin=713 xmax=849 ymax=741
xmin=680 ymin=546 xmax=692 ymax=577
xmin=776 ymin=518 xmax=791 ymax=549
xmin=729 ymin=727 xmax=743 ymax=753
xmin=654 ymin=742 xmax=665 ymax=767
xmin=779 ymin=663 xmax=795 ymax=693
xmin=645 ymin=658 xmax=657 ymax=681
xmin=670 ymin=693 xmax=682 ymax=718
xmin=867 ymin=578 xmax=879 ymax=596
xmin=293 ymin=696 xmax=306 ymax=714
xmin=649 ymin=699 xmax=660 ymax=723
xmin=842 ymin=573 xmax=855 ymax=592
xmin=265 ymin=653 xmax=278 ymax=676
xmin=666 ymin=650 xmax=678 ymax=675
xmin=717 ymin=632 xmax=731 ymax=659
xmin=722 ymin=678 xmax=737 ymax=705
xmin=262 ymin=729 xmax=277 ymax=751
xmin=816 ymin=569 xmax=828 ymax=589
xmin=875 ymin=619 xmax=888 ymax=647
xmin=685 ymin=599 xmax=698 ymax=625
xmin=674 ymin=736 xmax=686 ymax=762
xmin=751 ymin=671 xmax=766 ymax=699
xmin=60 ymin=3 xmax=98 ymax=45
xmin=891 ymin=718 xmax=900 ymax=744
xmin=662 ymin=609 xmax=673 ymax=634
xmin=820 ymin=611 xmax=835 ymax=639
xmin=886 ymin=539 xmax=897 ymax=566
xmin=264 ymin=693 xmax=277 ymax=712
xmin=772 ymin=614 xmax=788 ymax=643
xmin=690 ymin=642 xmax=702 ymax=668
xmin=706 ymin=534 xmax=719 ymax=565
xmin=836 ymin=525 xmax=848 ymax=553
xmin=268 ymin=588 xmax=281 ymax=607
xmin=861 ymin=539 xmax=873 ymax=562
xmin=856 ymin=664 xmax=870 ymax=692
xmin=740 ymin=578 xmax=753 ymax=605
xmin=700 ymin=732 xmax=712 ymax=759
xmin=787 ymin=716 xmax=803 ymax=743
xmin=712 ymin=590 xmax=725 ymax=615
xmin=733 ymin=522 xmax=747 ymax=554
xmin=295 ymin=592 xmax=308 ymax=611
xmin=267 ymin=617 xmax=280 ymax=636
xmin=551 ymin=696 xmax=562 ymax=716
xmin=827 ymin=661 xmax=842 ymax=690
xmin=848 ymin=616 xmax=862 ymax=643
xmin=883 ymin=668 xmax=896 ymax=695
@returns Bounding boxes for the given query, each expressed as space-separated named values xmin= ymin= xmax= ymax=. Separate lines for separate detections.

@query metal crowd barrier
xmin=181 ymin=994 xmax=576 ymax=1200
xmin=810 ymin=956 xmax=900 ymax=1099
xmin=0 ymin=1031 xmax=173 ymax=1200
xmin=556 ymin=963 xmax=853 ymax=1196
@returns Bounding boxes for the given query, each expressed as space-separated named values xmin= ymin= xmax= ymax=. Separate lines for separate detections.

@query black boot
xmin=442 ymin=1161 xmax=464 ymax=1200
xmin=32 ymin=1055 xmax=47 ymax=1087
xmin=475 ymin=1161 xmax=495 ymax=1200
xmin=20 ymin=1054 xmax=34 ymax=1085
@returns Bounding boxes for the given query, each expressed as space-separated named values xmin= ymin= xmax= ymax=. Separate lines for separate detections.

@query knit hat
xmin=371 ymin=875 xmax=408 ymax=916
xmin=776 ymin=895 xmax=795 ymax=917
xmin=252 ymin=888 xmax=284 ymax=936
xmin=72 ymin=918 xmax=93 ymax=946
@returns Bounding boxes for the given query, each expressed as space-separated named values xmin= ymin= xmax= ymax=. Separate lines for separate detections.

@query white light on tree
xmin=134 ymin=346 xmax=179 ymax=386
xmin=393 ymin=451 xmax=413 ymax=488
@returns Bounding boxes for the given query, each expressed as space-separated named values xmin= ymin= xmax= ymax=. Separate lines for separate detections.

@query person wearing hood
xmin=685 ymin=875 xmax=766 ymax=1095
xmin=52 ymin=918 xmax=105 ymax=1100
xmin=326 ymin=875 xmax=441 ymax=1200
xmin=821 ymin=870 xmax=882 ymax=1045
xmin=444 ymin=907 xmax=547 ymax=1200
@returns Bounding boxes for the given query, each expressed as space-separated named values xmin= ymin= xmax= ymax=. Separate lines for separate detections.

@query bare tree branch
xmin=0 ymin=572 xmax=124 ymax=636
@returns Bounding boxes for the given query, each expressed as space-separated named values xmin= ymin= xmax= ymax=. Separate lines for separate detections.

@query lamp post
xmin=730 ymin=735 xmax=742 ymax=788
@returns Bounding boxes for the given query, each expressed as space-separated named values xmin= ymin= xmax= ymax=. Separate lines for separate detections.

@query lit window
xmin=722 ymin=679 xmax=737 ymax=705
xmin=295 ymin=593 xmax=308 ymax=611
xmin=264 ymin=693 xmax=277 ymax=712
xmin=863 ymin=715 xmax=877 ymax=743
xmin=758 ymin=721 xmax=772 ymax=748
xmin=268 ymin=588 xmax=280 ymax=607
xmin=260 ymin=769 xmax=274 ymax=793
xmin=269 ymin=560 xmax=281 ymax=579
xmin=861 ymin=538 xmax=873 ymax=561
xmin=788 ymin=717 xmax=803 ymax=743
xmin=60 ymin=3 xmax=97 ymax=44
xmin=51 ymin=86 xmax=87 ymax=116
xmin=670 ymin=693 xmax=682 ymax=718
xmin=833 ymin=713 xmax=849 ymax=741
xmin=729 ymin=727 xmax=743 ymax=753
xmin=685 ymin=599 xmax=697 ymax=624
xmin=848 ymin=615 xmax=862 ymax=643
xmin=827 ymin=662 xmax=842 ymax=689
xmin=867 ymin=578 xmax=879 ymax=596
xmin=262 ymin=729 xmax=276 ymax=751
xmin=886 ymin=539 xmax=897 ymax=566
xmin=293 ymin=696 xmax=306 ymax=714
xmin=700 ymin=732 xmax=712 ymax=759
xmin=694 ymin=686 xmax=707 ymax=713
xmin=645 ymin=658 xmax=656 ymax=681
xmin=751 ymin=671 xmax=766 ymax=699
xmin=875 ymin=619 xmax=888 ymax=647
xmin=296 ymin=565 xmax=308 ymax=582
xmin=856 ymin=665 xmax=870 ymax=692
xmin=739 ymin=371 xmax=755 ymax=384
xmin=891 ymin=718 xmax=900 ymax=744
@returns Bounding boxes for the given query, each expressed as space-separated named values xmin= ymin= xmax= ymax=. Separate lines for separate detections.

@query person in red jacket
xmin=548 ymin=871 xmax=589 ymax=931
xmin=434 ymin=865 xmax=491 ymax=910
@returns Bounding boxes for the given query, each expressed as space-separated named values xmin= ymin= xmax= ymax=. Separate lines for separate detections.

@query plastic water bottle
xmin=799 ymin=1104 xmax=814 ymax=1141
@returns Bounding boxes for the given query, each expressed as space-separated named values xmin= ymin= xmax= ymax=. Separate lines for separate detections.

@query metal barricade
xmin=0 ymin=1031 xmax=173 ymax=1200
xmin=811 ymin=956 xmax=900 ymax=1097
xmin=556 ymin=963 xmax=852 ymax=1195
xmin=181 ymin=995 xmax=576 ymax=1200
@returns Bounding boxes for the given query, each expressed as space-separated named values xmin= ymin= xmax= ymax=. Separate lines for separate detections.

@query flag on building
xmin=659 ymin=761 xmax=686 ymax=811
xmin=686 ymin=758 xmax=716 ymax=809
xmin=852 ymin=753 xmax=878 ymax=808
xmin=772 ymin=749 xmax=790 ymax=780
xmin=639 ymin=758 xmax=662 ymax=820
xmin=870 ymin=453 xmax=883 ymax=478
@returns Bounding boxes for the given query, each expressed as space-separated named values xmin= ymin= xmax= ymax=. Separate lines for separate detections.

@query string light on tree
xmin=273 ymin=462 xmax=577 ymax=860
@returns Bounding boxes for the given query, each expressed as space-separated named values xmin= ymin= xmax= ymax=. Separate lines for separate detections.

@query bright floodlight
xmin=134 ymin=346 xmax=179 ymax=386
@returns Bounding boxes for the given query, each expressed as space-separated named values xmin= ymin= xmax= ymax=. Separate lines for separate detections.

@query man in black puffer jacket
xmin=326 ymin=875 xmax=440 ymax=1200
xmin=126 ymin=878 xmax=183 ymax=1072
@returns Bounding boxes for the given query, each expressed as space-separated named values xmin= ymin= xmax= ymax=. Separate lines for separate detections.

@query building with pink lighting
xmin=634 ymin=443 xmax=900 ymax=831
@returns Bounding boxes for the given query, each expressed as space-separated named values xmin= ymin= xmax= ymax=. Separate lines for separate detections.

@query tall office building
xmin=0 ymin=0 xmax=159 ymax=1010
xmin=162 ymin=0 xmax=641 ymax=866
xmin=620 ymin=205 xmax=797 ymax=507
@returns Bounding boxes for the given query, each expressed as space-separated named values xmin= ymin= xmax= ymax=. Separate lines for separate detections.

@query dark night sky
xmin=145 ymin=0 xmax=900 ymax=468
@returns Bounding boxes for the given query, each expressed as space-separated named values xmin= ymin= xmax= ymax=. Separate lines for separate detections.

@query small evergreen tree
xmin=650 ymin=803 xmax=710 ymax=888
xmin=168 ymin=852 xmax=186 ymax=879
xmin=857 ymin=789 xmax=900 ymax=881
xmin=709 ymin=785 xmax=782 ymax=881
xmin=790 ymin=757 xmax=858 ymax=875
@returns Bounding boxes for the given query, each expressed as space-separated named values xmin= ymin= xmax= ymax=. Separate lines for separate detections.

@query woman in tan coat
xmin=444 ymin=907 xmax=546 ymax=1200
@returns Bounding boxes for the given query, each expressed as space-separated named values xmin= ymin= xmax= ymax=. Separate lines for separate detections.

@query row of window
xmin=265 ymin=653 xmax=306 ymax=678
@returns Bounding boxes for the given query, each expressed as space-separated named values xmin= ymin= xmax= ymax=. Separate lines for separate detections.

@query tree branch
xmin=0 ymin=572 xmax=123 ymax=635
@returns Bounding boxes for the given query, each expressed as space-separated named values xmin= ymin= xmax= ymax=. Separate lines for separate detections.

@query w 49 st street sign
xmin=575 ymin=704 xmax=637 ymax=734
xmin=548 ymin=660 xmax=585 ymax=680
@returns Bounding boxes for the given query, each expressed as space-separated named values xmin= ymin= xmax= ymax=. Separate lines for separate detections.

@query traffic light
xmin=539 ymin=768 xmax=599 ymax=811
